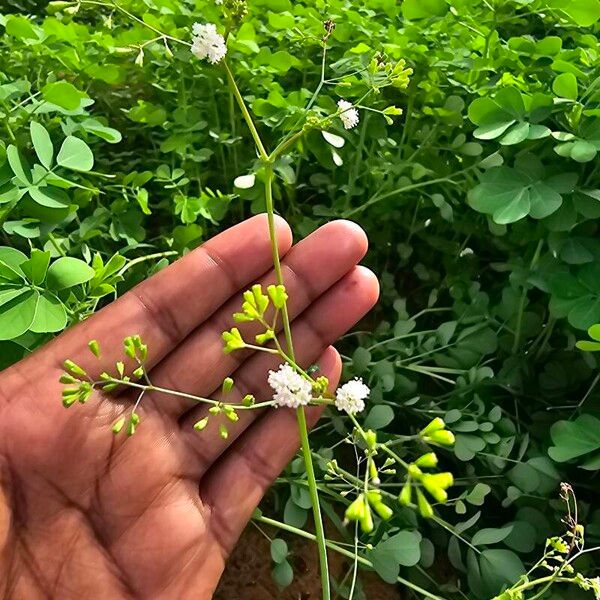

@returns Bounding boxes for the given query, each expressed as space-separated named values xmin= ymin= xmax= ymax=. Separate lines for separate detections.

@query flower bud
xmin=222 ymin=327 xmax=245 ymax=353
xmin=345 ymin=494 xmax=366 ymax=521
xmin=426 ymin=430 xmax=456 ymax=446
xmin=219 ymin=424 xmax=229 ymax=439
xmin=59 ymin=373 xmax=77 ymax=384
xmin=364 ymin=429 xmax=377 ymax=450
xmin=416 ymin=489 xmax=434 ymax=519
xmin=242 ymin=394 xmax=255 ymax=407
xmin=88 ymin=340 xmax=101 ymax=358
xmin=360 ymin=503 xmax=374 ymax=533
xmin=194 ymin=417 xmax=209 ymax=431
xmin=399 ymin=482 xmax=412 ymax=506
xmin=407 ymin=464 xmax=423 ymax=479
xmin=222 ymin=377 xmax=234 ymax=394
xmin=112 ymin=417 xmax=126 ymax=434
xmin=267 ymin=284 xmax=288 ymax=309
xmin=64 ymin=359 xmax=87 ymax=378
xmin=255 ymin=329 xmax=275 ymax=345
xmin=415 ymin=452 xmax=438 ymax=468
xmin=420 ymin=417 xmax=446 ymax=436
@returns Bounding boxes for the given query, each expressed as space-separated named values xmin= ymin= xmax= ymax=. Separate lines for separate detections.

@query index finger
xmin=20 ymin=214 xmax=292 ymax=380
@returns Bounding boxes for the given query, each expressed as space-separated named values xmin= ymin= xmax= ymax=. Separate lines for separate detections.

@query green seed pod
xmin=417 ymin=489 xmax=434 ymax=519
xmin=88 ymin=340 xmax=101 ymax=358
xmin=420 ymin=417 xmax=446 ymax=436
xmin=415 ymin=452 xmax=438 ymax=468
xmin=222 ymin=377 xmax=234 ymax=394
xmin=194 ymin=417 xmax=209 ymax=431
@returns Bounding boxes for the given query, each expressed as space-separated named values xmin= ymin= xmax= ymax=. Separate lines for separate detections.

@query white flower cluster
xmin=268 ymin=364 xmax=312 ymax=408
xmin=335 ymin=378 xmax=369 ymax=414
xmin=337 ymin=99 xmax=360 ymax=130
xmin=191 ymin=23 xmax=227 ymax=64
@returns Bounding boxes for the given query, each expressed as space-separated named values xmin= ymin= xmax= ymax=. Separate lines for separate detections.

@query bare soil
xmin=216 ymin=526 xmax=403 ymax=599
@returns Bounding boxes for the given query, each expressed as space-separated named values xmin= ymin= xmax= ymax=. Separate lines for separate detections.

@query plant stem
xmin=225 ymin=60 xmax=331 ymax=600
xmin=254 ymin=514 xmax=447 ymax=600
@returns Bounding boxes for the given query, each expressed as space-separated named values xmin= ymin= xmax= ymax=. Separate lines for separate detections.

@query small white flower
xmin=337 ymin=99 xmax=359 ymax=130
xmin=191 ymin=22 xmax=227 ymax=64
xmin=335 ymin=378 xmax=369 ymax=414
xmin=215 ymin=0 xmax=223 ymax=4
xmin=268 ymin=363 xmax=313 ymax=409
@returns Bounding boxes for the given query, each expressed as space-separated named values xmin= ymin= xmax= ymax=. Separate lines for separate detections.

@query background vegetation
xmin=1 ymin=0 xmax=599 ymax=597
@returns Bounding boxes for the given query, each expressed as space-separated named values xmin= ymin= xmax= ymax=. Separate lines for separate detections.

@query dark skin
xmin=0 ymin=215 xmax=379 ymax=599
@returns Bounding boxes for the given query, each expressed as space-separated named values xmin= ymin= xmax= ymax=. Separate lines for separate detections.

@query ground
xmin=216 ymin=526 xmax=402 ymax=599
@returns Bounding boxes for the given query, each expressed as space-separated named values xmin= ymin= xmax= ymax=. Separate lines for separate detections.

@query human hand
xmin=0 ymin=215 xmax=378 ymax=599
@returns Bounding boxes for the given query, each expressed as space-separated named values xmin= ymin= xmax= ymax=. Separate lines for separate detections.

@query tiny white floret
xmin=335 ymin=378 xmax=369 ymax=414
xmin=191 ymin=22 xmax=227 ymax=64
xmin=337 ymin=99 xmax=359 ymax=130
xmin=268 ymin=363 xmax=313 ymax=408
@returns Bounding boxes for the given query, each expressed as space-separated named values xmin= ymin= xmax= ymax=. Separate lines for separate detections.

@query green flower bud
xmin=209 ymin=406 xmax=221 ymax=414
xmin=222 ymin=327 xmax=245 ymax=353
xmin=123 ymin=337 xmax=136 ymax=359
xmin=64 ymin=359 xmax=87 ymax=378
xmin=345 ymin=494 xmax=367 ymax=521
xmin=407 ymin=464 xmax=423 ymax=479
xmin=364 ymin=429 xmax=377 ymax=450
xmin=426 ymin=430 xmax=456 ymax=446
xmin=219 ymin=424 xmax=229 ymax=440
xmin=222 ymin=377 xmax=234 ymax=394
xmin=415 ymin=452 xmax=438 ymax=468
xmin=267 ymin=284 xmax=288 ymax=309
xmin=59 ymin=373 xmax=77 ymax=384
xmin=116 ymin=361 xmax=125 ymax=378
xmin=399 ymin=482 xmax=412 ymax=506
xmin=88 ymin=340 xmax=101 ymax=358
xmin=112 ymin=417 xmax=126 ymax=434
xmin=372 ymin=500 xmax=393 ymax=521
xmin=420 ymin=417 xmax=446 ymax=436
xmin=255 ymin=329 xmax=275 ymax=345
xmin=369 ymin=458 xmax=378 ymax=482
xmin=194 ymin=417 xmax=209 ymax=431
xmin=224 ymin=407 xmax=239 ymax=422
xmin=242 ymin=394 xmax=255 ymax=407
xmin=102 ymin=382 xmax=119 ymax=392
xmin=360 ymin=503 xmax=374 ymax=533
xmin=416 ymin=489 xmax=434 ymax=519
xmin=133 ymin=366 xmax=144 ymax=379
xmin=62 ymin=395 xmax=78 ymax=408
xmin=233 ymin=311 xmax=253 ymax=322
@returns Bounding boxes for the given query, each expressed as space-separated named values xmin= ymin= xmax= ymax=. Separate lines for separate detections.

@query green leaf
xmin=46 ymin=256 xmax=95 ymax=290
xmin=20 ymin=249 xmax=50 ymax=285
xmin=371 ymin=531 xmax=422 ymax=583
xmin=42 ymin=81 xmax=86 ymax=110
xmin=6 ymin=145 xmax=32 ymax=184
xmin=548 ymin=414 xmax=600 ymax=462
xmin=401 ymin=0 xmax=448 ymax=19
xmin=363 ymin=405 xmax=394 ymax=430
xmin=29 ymin=292 xmax=67 ymax=333
xmin=270 ymin=538 xmax=288 ymax=564
xmin=28 ymin=186 xmax=70 ymax=208
xmin=57 ymin=136 xmax=94 ymax=172
xmin=552 ymin=73 xmax=578 ymax=100
xmin=30 ymin=121 xmax=54 ymax=169
xmin=472 ymin=525 xmax=513 ymax=546
xmin=0 ymin=289 xmax=38 ymax=340
xmin=479 ymin=549 xmax=525 ymax=596
xmin=271 ymin=560 xmax=293 ymax=588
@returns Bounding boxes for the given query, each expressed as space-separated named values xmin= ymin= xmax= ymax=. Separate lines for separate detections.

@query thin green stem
xmin=254 ymin=514 xmax=448 ymax=600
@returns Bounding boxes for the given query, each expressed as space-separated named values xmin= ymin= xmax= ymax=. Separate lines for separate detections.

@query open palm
xmin=0 ymin=215 xmax=378 ymax=599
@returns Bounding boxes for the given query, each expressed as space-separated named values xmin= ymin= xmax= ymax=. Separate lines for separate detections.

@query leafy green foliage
xmin=1 ymin=0 xmax=600 ymax=598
